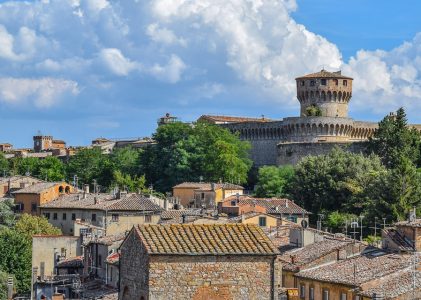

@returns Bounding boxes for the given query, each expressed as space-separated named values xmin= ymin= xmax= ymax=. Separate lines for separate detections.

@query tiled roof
xmin=106 ymin=252 xmax=120 ymax=265
xmin=13 ymin=182 xmax=64 ymax=194
xmin=90 ymin=232 xmax=127 ymax=246
xmin=296 ymin=249 xmax=411 ymax=286
xmin=395 ymin=219 xmax=421 ymax=228
xmin=229 ymin=212 xmax=278 ymax=222
xmin=0 ymin=175 xmax=42 ymax=185
xmin=40 ymin=193 xmax=163 ymax=212
xmin=57 ymin=256 xmax=84 ymax=268
xmin=296 ymin=69 xmax=353 ymax=80
xmin=359 ymin=267 xmax=421 ymax=298
xmin=279 ymin=238 xmax=354 ymax=272
xmin=173 ymin=182 xmax=244 ymax=190
xmin=224 ymin=195 xmax=310 ymax=215
xmin=135 ymin=224 xmax=279 ymax=255
xmin=199 ymin=115 xmax=272 ymax=124
xmin=160 ymin=209 xmax=202 ymax=220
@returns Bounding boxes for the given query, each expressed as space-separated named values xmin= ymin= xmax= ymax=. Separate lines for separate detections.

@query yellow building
xmin=13 ymin=182 xmax=74 ymax=215
xmin=235 ymin=212 xmax=279 ymax=228
xmin=172 ymin=182 xmax=244 ymax=208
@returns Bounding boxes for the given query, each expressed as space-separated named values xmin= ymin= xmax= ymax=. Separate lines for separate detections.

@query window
xmin=59 ymin=186 xmax=64 ymax=193
xmin=72 ymin=213 xmax=76 ymax=220
xmin=258 ymin=216 xmax=267 ymax=227
xmin=201 ymin=193 xmax=205 ymax=200
xmin=31 ymin=203 xmax=37 ymax=212
xmin=334 ymin=79 xmax=338 ymax=86
xmin=300 ymin=81 xmax=305 ymax=86
xmin=145 ymin=215 xmax=152 ymax=223
xmin=112 ymin=214 xmax=119 ymax=222
xmin=62 ymin=213 xmax=67 ymax=220
xmin=231 ymin=201 xmax=236 ymax=206
xmin=310 ymin=80 xmax=315 ymax=86
xmin=92 ymin=213 xmax=97 ymax=222
xmin=300 ymin=284 xmax=305 ymax=299
xmin=343 ymin=80 xmax=348 ymax=86
xmin=98 ymin=254 xmax=102 ymax=267
xmin=287 ymin=215 xmax=298 ymax=223
xmin=309 ymin=287 xmax=314 ymax=300
xmin=341 ymin=293 xmax=347 ymax=300
xmin=44 ymin=213 xmax=50 ymax=219
xmin=16 ymin=203 xmax=24 ymax=211
xmin=53 ymin=213 xmax=58 ymax=220
xmin=323 ymin=289 xmax=329 ymax=300
xmin=321 ymin=79 xmax=327 ymax=85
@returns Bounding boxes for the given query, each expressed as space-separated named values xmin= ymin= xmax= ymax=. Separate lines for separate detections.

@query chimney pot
xmin=83 ymin=184 xmax=89 ymax=194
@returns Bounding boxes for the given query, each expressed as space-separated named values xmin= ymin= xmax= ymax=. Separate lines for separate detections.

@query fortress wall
xmin=277 ymin=141 xmax=368 ymax=166
xmin=248 ymin=139 xmax=279 ymax=166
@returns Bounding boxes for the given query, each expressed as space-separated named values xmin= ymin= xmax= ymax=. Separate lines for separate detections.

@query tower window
xmin=321 ymin=79 xmax=327 ymax=85
xmin=334 ymin=79 xmax=338 ymax=86
xmin=343 ymin=80 xmax=348 ymax=86
xmin=310 ymin=80 xmax=315 ymax=86
xmin=300 ymin=81 xmax=305 ymax=86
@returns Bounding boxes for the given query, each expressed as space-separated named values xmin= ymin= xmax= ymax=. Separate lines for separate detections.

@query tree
xmin=0 ymin=152 xmax=9 ymax=176
xmin=109 ymin=147 xmax=142 ymax=176
xmin=290 ymin=147 xmax=388 ymax=219
xmin=37 ymin=157 xmax=65 ymax=181
xmin=326 ymin=211 xmax=357 ymax=233
xmin=14 ymin=214 xmax=61 ymax=240
xmin=368 ymin=107 xmax=421 ymax=168
xmin=111 ymin=170 xmax=147 ymax=193
xmin=305 ymin=105 xmax=322 ymax=117
xmin=0 ymin=199 xmax=16 ymax=229
xmin=254 ymin=165 xmax=294 ymax=198
xmin=0 ymin=271 xmax=15 ymax=300
xmin=0 ymin=229 xmax=32 ymax=293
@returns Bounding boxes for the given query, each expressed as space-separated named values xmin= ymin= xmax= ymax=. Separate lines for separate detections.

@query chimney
xmin=211 ymin=183 xmax=216 ymax=191
xmin=290 ymin=255 xmax=295 ymax=264
xmin=94 ymin=197 xmax=100 ymax=205
xmin=164 ymin=198 xmax=169 ymax=210
xmin=285 ymin=200 xmax=289 ymax=208
xmin=241 ymin=214 xmax=245 ymax=223
xmin=117 ymin=190 xmax=128 ymax=199
xmin=182 ymin=215 xmax=186 ymax=224
xmin=77 ymin=194 xmax=81 ymax=201
xmin=83 ymin=184 xmax=90 ymax=194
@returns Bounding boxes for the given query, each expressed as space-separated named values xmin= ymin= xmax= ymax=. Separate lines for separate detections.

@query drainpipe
xmin=270 ymin=256 xmax=276 ymax=300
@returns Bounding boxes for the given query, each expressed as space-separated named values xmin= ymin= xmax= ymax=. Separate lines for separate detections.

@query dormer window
xmin=343 ymin=80 xmax=347 ymax=86
xmin=321 ymin=79 xmax=327 ymax=86
xmin=310 ymin=80 xmax=315 ymax=86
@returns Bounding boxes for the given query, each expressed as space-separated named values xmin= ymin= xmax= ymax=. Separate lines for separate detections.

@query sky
xmin=0 ymin=0 xmax=421 ymax=148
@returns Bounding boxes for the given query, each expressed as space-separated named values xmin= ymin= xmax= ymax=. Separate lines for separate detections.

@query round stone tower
xmin=295 ymin=70 xmax=353 ymax=118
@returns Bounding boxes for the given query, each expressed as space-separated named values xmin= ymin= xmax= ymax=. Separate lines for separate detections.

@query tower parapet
xmin=296 ymin=70 xmax=353 ymax=118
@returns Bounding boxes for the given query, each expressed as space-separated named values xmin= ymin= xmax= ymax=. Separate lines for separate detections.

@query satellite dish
xmin=301 ymin=220 xmax=308 ymax=228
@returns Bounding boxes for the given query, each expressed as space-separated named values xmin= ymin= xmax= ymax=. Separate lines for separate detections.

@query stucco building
xmin=201 ymin=69 xmax=421 ymax=166
xmin=119 ymin=223 xmax=280 ymax=300
xmin=0 ymin=175 xmax=42 ymax=197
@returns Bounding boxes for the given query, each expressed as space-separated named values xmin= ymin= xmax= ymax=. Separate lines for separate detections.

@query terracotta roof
xmin=57 ymin=256 xmax=84 ymax=268
xmin=229 ymin=212 xmax=279 ymax=222
xmin=223 ymin=195 xmax=310 ymax=215
xmin=173 ymin=182 xmax=244 ymax=190
xmin=199 ymin=115 xmax=272 ymax=124
xmin=280 ymin=238 xmax=354 ymax=272
xmin=13 ymin=182 xmax=65 ymax=194
xmin=135 ymin=224 xmax=279 ymax=255
xmin=296 ymin=69 xmax=353 ymax=80
xmin=40 ymin=193 xmax=163 ymax=212
xmin=359 ymin=267 xmax=421 ymax=298
xmin=296 ymin=249 xmax=411 ymax=286
xmin=0 ymin=175 xmax=42 ymax=185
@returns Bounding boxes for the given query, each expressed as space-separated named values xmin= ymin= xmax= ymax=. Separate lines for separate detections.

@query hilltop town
xmin=1 ymin=70 xmax=421 ymax=300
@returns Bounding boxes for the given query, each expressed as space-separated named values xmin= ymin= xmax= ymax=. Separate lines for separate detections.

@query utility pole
xmin=359 ymin=215 xmax=364 ymax=242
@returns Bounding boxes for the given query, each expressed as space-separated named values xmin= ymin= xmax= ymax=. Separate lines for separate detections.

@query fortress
xmin=199 ymin=70 xmax=421 ymax=166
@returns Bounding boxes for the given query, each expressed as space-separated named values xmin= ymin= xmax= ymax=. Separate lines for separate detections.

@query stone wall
xmin=277 ymin=141 xmax=368 ymax=165
xmin=147 ymin=255 xmax=277 ymax=300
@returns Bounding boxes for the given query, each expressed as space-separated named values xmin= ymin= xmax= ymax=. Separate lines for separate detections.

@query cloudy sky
xmin=1 ymin=0 xmax=421 ymax=147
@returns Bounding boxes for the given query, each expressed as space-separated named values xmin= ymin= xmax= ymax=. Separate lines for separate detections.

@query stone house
xmin=0 ymin=142 xmax=13 ymax=152
xmin=172 ymin=182 xmax=244 ymax=208
xmin=218 ymin=195 xmax=310 ymax=224
xmin=40 ymin=193 xmax=163 ymax=236
xmin=119 ymin=223 xmax=280 ymax=300
xmin=382 ymin=219 xmax=421 ymax=252
xmin=294 ymin=248 xmax=413 ymax=300
xmin=0 ymin=175 xmax=42 ymax=197
xmin=14 ymin=182 xmax=74 ymax=215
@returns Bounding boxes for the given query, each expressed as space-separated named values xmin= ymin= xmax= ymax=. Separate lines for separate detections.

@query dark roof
xmin=296 ymin=249 xmax=411 ymax=286
xmin=13 ymin=182 xmax=65 ymax=194
xmin=40 ymin=193 xmax=163 ymax=212
xmin=89 ymin=232 xmax=127 ymax=246
xmin=173 ymin=182 xmax=244 ymax=190
xmin=296 ymin=69 xmax=353 ymax=80
xmin=160 ymin=209 xmax=202 ymax=220
xmin=57 ymin=256 xmax=84 ymax=268
xmin=134 ymin=224 xmax=279 ymax=256
xmin=198 ymin=115 xmax=272 ymax=124
xmin=224 ymin=195 xmax=310 ymax=215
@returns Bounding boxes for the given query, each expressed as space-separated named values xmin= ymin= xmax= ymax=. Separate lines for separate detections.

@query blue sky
xmin=0 ymin=0 xmax=421 ymax=148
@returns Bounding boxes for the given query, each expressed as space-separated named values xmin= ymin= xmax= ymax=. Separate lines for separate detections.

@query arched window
xmin=343 ymin=80 xmax=348 ymax=86
xmin=65 ymin=186 xmax=71 ymax=193
xmin=59 ymin=186 xmax=64 ymax=193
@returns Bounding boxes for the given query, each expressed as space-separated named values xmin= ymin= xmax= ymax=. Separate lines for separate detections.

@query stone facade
xmin=212 ymin=70 xmax=421 ymax=166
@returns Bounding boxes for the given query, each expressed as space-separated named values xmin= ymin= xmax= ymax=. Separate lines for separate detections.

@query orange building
xmin=14 ymin=182 xmax=74 ymax=215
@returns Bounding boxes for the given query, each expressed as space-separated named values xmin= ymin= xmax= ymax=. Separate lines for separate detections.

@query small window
xmin=231 ymin=201 xmax=236 ymax=206
xmin=323 ymin=289 xmax=329 ymax=300
xmin=72 ymin=213 xmax=76 ymax=220
xmin=31 ymin=203 xmax=37 ymax=212
xmin=259 ymin=216 xmax=267 ymax=227
xmin=62 ymin=213 xmax=67 ymax=220
xmin=112 ymin=214 xmax=119 ymax=222
xmin=287 ymin=215 xmax=298 ymax=223
xmin=300 ymin=81 xmax=305 ymax=86
xmin=341 ymin=293 xmax=347 ymax=300
xmin=16 ymin=203 xmax=24 ymax=211
xmin=310 ymin=80 xmax=315 ymax=86
xmin=59 ymin=186 xmax=64 ymax=193
xmin=321 ymin=79 xmax=327 ymax=85
xmin=145 ymin=215 xmax=152 ymax=223
xmin=309 ymin=287 xmax=314 ymax=300
xmin=343 ymin=80 xmax=347 ymax=86
xmin=53 ymin=213 xmax=58 ymax=220
xmin=201 ymin=193 xmax=205 ymax=200
xmin=334 ymin=79 xmax=338 ymax=85
xmin=300 ymin=284 xmax=305 ymax=299
xmin=92 ymin=214 xmax=97 ymax=222
xmin=44 ymin=213 xmax=50 ymax=219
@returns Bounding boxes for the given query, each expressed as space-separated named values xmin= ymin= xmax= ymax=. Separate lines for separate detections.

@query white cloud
xmin=98 ymin=48 xmax=138 ymax=76
xmin=149 ymin=54 xmax=186 ymax=83
xmin=146 ymin=23 xmax=187 ymax=46
xmin=0 ymin=77 xmax=79 ymax=108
